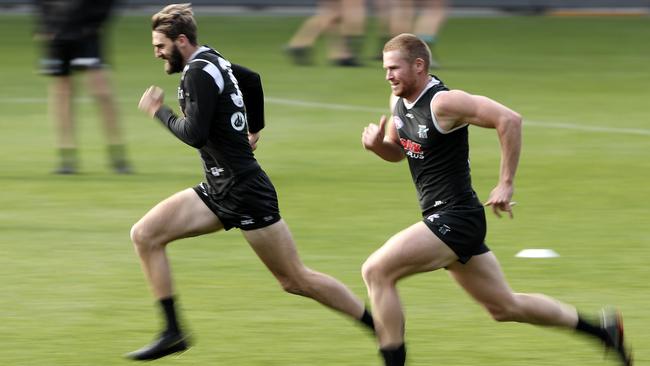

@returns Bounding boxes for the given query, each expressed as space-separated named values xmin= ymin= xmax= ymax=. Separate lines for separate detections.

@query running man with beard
xmin=126 ymin=4 xmax=374 ymax=361
xmin=360 ymin=33 xmax=632 ymax=366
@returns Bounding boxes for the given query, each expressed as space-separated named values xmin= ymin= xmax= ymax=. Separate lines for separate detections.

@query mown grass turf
xmin=1 ymin=12 xmax=648 ymax=366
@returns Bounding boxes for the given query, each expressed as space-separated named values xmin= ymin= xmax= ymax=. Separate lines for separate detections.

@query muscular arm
xmin=154 ymin=68 xmax=217 ymax=148
xmin=433 ymin=90 xmax=522 ymax=216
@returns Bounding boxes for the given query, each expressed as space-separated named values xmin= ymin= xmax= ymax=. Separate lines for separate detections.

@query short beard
xmin=165 ymin=45 xmax=184 ymax=74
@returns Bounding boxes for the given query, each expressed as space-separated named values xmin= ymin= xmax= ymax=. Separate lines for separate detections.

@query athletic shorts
xmin=41 ymin=35 xmax=104 ymax=76
xmin=422 ymin=197 xmax=490 ymax=264
xmin=193 ymin=169 xmax=281 ymax=231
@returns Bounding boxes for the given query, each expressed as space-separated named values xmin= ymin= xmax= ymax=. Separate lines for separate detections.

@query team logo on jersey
xmin=400 ymin=138 xmax=424 ymax=159
xmin=230 ymin=92 xmax=244 ymax=107
xmin=417 ymin=125 xmax=429 ymax=139
xmin=393 ymin=116 xmax=404 ymax=129
xmin=231 ymin=112 xmax=247 ymax=131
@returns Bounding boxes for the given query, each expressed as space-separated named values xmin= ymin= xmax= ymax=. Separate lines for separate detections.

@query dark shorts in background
xmin=41 ymin=35 xmax=104 ymax=76
xmin=193 ymin=170 xmax=281 ymax=231
xmin=422 ymin=198 xmax=490 ymax=264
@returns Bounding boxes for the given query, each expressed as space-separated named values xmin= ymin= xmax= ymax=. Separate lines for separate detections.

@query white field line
xmin=4 ymin=95 xmax=649 ymax=136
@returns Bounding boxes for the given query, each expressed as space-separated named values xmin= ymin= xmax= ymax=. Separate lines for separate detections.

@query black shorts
xmin=41 ymin=35 xmax=104 ymax=76
xmin=422 ymin=197 xmax=490 ymax=264
xmin=193 ymin=170 xmax=281 ymax=231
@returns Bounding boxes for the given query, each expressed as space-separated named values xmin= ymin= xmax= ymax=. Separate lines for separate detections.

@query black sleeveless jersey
xmin=393 ymin=76 xmax=475 ymax=214
xmin=155 ymin=46 xmax=260 ymax=198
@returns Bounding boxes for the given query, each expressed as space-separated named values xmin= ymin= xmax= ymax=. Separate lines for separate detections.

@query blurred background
xmin=1 ymin=1 xmax=648 ymax=366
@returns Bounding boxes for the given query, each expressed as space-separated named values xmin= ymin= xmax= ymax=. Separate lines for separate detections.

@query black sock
xmin=380 ymin=343 xmax=406 ymax=366
xmin=360 ymin=308 xmax=375 ymax=331
xmin=159 ymin=297 xmax=180 ymax=334
xmin=576 ymin=314 xmax=607 ymax=342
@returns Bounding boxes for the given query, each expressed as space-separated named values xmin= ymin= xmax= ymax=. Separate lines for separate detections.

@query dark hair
xmin=151 ymin=3 xmax=198 ymax=45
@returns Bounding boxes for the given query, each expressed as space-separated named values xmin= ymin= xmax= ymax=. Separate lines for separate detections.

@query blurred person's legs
xmin=75 ymin=35 xmax=132 ymax=173
xmin=374 ymin=0 xmax=414 ymax=60
xmin=331 ymin=0 xmax=366 ymax=66
xmin=42 ymin=35 xmax=131 ymax=174
xmin=286 ymin=0 xmax=341 ymax=65
xmin=412 ymin=0 xmax=447 ymax=68
xmin=85 ymin=67 xmax=132 ymax=173
xmin=48 ymin=75 xmax=77 ymax=174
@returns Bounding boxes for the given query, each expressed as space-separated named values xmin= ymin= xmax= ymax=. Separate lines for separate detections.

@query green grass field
xmin=1 ymin=11 xmax=649 ymax=366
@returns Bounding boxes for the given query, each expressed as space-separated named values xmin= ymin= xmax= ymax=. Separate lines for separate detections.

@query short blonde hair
xmin=152 ymin=3 xmax=198 ymax=45
xmin=383 ymin=33 xmax=431 ymax=69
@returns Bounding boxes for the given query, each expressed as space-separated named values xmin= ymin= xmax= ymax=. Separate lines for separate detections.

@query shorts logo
xmin=241 ymin=218 xmax=255 ymax=226
xmin=438 ymin=224 xmax=452 ymax=235
xmin=426 ymin=214 xmax=440 ymax=222
xmin=231 ymin=112 xmax=247 ymax=131
xmin=263 ymin=216 xmax=274 ymax=222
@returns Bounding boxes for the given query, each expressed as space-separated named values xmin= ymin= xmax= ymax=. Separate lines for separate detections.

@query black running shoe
xmin=601 ymin=308 xmax=633 ymax=366
xmin=125 ymin=332 xmax=189 ymax=361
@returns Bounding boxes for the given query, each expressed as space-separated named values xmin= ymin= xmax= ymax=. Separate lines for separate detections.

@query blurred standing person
xmin=360 ymin=33 xmax=632 ymax=366
xmin=36 ymin=0 xmax=132 ymax=174
xmin=127 ymin=4 xmax=374 ymax=360
xmin=285 ymin=0 xmax=366 ymax=66
xmin=375 ymin=0 xmax=447 ymax=68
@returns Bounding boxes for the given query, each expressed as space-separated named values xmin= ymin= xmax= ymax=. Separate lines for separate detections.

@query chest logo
xmin=393 ymin=116 xmax=404 ymax=129
xmin=231 ymin=112 xmax=247 ymax=131
xmin=417 ymin=125 xmax=429 ymax=139
xmin=230 ymin=92 xmax=244 ymax=107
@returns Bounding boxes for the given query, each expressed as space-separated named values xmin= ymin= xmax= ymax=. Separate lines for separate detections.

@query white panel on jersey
xmin=189 ymin=59 xmax=225 ymax=94
xmin=430 ymin=90 xmax=468 ymax=134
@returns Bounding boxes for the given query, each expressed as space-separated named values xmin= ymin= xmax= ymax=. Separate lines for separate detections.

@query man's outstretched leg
xmin=243 ymin=219 xmax=375 ymax=333
xmin=126 ymin=189 xmax=222 ymax=360
xmin=448 ymin=252 xmax=633 ymax=366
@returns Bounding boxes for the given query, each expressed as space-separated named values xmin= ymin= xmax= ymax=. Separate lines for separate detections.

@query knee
xmin=361 ymin=258 xmax=388 ymax=288
xmin=277 ymin=274 xmax=309 ymax=297
xmin=130 ymin=222 xmax=162 ymax=253
xmin=485 ymin=301 xmax=518 ymax=322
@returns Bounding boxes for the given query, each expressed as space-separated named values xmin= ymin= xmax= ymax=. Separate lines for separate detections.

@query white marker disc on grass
xmin=515 ymin=249 xmax=559 ymax=258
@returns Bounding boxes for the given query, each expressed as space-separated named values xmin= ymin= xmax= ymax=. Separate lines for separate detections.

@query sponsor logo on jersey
xmin=230 ymin=112 xmax=247 ymax=131
xmin=393 ymin=116 xmax=404 ymax=129
xmin=417 ymin=125 xmax=429 ymax=139
xmin=400 ymin=138 xmax=424 ymax=159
